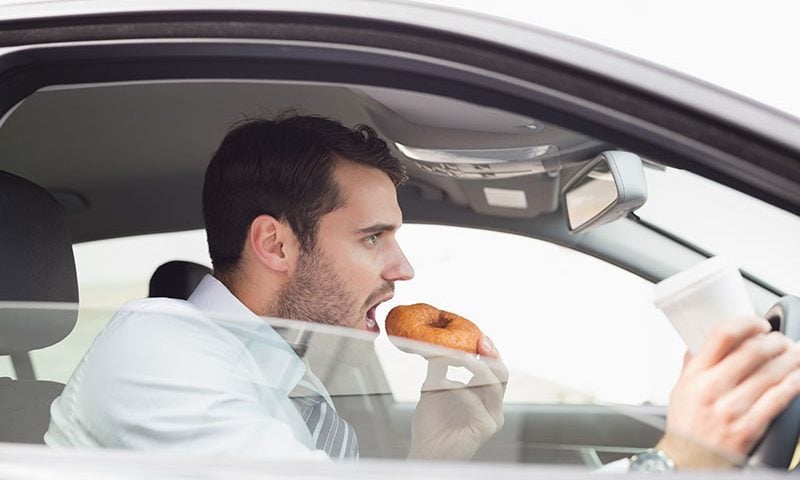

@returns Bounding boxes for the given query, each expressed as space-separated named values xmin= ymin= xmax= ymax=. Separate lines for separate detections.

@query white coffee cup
xmin=654 ymin=256 xmax=756 ymax=354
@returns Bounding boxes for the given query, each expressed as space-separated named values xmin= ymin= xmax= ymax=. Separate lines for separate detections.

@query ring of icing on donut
xmin=385 ymin=303 xmax=481 ymax=354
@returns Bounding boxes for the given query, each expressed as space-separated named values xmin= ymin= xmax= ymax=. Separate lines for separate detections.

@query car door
xmin=1 ymin=1 xmax=799 ymax=471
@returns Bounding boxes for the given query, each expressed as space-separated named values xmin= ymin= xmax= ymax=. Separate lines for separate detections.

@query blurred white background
xmin=422 ymin=0 xmax=800 ymax=119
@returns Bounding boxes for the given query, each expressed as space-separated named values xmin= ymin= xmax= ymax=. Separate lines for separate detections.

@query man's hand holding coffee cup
xmin=658 ymin=318 xmax=800 ymax=469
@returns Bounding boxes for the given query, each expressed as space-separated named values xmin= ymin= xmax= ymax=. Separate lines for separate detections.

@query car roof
xmin=0 ymin=80 xmax=598 ymax=242
xmin=1 ymin=0 xmax=798 ymax=151
xmin=1 ymin=2 xmax=799 ymax=245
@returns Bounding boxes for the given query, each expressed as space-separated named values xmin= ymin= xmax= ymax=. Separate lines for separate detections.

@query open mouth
xmin=365 ymin=294 xmax=393 ymax=333
xmin=365 ymin=306 xmax=379 ymax=333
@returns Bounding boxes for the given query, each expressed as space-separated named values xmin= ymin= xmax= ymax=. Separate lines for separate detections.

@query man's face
xmin=271 ymin=160 xmax=414 ymax=332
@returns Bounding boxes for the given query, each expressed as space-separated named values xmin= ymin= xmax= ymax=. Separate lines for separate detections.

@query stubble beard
xmin=268 ymin=246 xmax=362 ymax=329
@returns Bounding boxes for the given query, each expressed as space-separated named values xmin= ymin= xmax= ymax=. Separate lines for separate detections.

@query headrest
xmin=0 ymin=171 xmax=78 ymax=355
xmin=149 ymin=260 xmax=211 ymax=300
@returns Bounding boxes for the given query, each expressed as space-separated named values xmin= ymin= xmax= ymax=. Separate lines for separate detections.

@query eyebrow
xmin=356 ymin=223 xmax=399 ymax=235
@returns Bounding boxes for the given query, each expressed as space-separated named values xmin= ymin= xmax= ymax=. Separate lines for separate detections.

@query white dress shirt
xmin=45 ymin=274 xmax=641 ymax=469
xmin=45 ymin=275 xmax=329 ymax=460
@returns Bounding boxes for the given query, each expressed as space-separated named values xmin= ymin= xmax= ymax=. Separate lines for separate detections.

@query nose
xmin=383 ymin=241 xmax=414 ymax=282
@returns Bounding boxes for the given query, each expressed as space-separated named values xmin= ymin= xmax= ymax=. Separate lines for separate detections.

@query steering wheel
xmin=748 ymin=295 xmax=800 ymax=470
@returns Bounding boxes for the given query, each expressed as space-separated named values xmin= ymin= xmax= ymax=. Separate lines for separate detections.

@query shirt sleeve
xmin=60 ymin=302 xmax=328 ymax=461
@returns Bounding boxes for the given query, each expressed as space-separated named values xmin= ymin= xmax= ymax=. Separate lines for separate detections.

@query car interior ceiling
xmin=0 ymin=81 xmax=606 ymax=242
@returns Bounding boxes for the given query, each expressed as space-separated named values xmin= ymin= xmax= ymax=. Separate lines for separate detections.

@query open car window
xmin=10 ymin=223 xmax=687 ymax=408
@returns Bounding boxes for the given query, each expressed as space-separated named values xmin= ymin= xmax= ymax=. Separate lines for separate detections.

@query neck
xmin=215 ymin=268 xmax=281 ymax=318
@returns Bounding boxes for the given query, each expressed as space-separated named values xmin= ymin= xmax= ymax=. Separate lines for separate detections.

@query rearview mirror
xmin=561 ymin=151 xmax=647 ymax=234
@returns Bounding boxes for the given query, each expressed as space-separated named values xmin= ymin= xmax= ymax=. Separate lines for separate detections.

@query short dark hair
xmin=203 ymin=114 xmax=406 ymax=276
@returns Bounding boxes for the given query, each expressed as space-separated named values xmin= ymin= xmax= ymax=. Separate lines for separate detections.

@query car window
xmin=74 ymin=230 xmax=212 ymax=309
xmin=0 ymin=231 xmax=212 ymax=382
xmin=8 ymin=224 xmax=685 ymax=409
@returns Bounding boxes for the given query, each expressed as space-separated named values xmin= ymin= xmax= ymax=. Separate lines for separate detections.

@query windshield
xmin=637 ymin=166 xmax=800 ymax=295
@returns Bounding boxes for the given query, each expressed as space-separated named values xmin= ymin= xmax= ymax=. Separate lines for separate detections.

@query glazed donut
xmin=386 ymin=303 xmax=481 ymax=354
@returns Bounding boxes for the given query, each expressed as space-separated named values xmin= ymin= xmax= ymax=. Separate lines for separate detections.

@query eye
xmin=364 ymin=233 xmax=381 ymax=246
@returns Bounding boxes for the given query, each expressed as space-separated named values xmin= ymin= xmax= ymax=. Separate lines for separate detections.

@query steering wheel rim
xmin=748 ymin=295 xmax=800 ymax=470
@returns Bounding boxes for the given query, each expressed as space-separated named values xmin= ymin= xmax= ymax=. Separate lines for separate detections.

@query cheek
xmin=329 ymin=243 xmax=381 ymax=290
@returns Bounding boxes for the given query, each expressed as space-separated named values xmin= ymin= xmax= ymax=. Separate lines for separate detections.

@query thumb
xmin=477 ymin=334 xmax=497 ymax=358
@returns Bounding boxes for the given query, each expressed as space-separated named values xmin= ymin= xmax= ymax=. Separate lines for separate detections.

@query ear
xmin=248 ymin=215 xmax=296 ymax=273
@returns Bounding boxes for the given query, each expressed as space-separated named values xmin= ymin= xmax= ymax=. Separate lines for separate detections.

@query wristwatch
xmin=629 ymin=449 xmax=676 ymax=472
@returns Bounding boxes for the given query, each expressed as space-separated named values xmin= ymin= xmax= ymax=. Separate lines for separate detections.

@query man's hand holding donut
xmin=406 ymin=335 xmax=508 ymax=460
xmin=386 ymin=304 xmax=508 ymax=460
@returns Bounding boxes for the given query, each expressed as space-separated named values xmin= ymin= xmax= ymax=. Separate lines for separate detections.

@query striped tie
xmin=289 ymin=377 xmax=359 ymax=460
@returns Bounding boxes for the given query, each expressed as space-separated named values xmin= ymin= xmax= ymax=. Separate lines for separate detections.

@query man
xmin=46 ymin=115 xmax=800 ymax=469
xmin=46 ymin=115 xmax=502 ymax=461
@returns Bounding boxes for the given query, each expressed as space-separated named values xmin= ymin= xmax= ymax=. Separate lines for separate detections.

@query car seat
xmin=148 ymin=260 xmax=211 ymax=300
xmin=0 ymin=170 xmax=78 ymax=443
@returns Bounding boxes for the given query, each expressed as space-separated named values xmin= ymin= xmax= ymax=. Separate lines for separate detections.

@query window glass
xmin=74 ymin=230 xmax=212 ymax=308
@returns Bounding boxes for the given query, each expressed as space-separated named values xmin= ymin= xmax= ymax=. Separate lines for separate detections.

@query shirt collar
xmin=187 ymin=274 xmax=306 ymax=393
xmin=187 ymin=274 xmax=262 ymax=329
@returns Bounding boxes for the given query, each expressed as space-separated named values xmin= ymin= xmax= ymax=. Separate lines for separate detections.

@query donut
xmin=385 ymin=303 xmax=481 ymax=354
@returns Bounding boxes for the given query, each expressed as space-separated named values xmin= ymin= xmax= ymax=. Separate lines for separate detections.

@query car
xmin=1 ymin=0 xmax=799 ymax=477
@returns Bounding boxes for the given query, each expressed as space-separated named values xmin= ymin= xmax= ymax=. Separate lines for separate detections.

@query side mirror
xmin=561 ymin=151 xmax=648 ymax=234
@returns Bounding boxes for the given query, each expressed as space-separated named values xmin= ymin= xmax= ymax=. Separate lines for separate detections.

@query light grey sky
xmin=422 ymin=0 xmax=800 ymax=118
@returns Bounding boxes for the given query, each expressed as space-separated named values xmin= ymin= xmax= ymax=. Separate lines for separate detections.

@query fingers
xmin=426 ymin=357 xmax=450 ymax=380
xmin=466 ymin=352 xmax=508 ymax=428
xmin=421 ymin=354 xmax=501 ymax=390
xmin=467 ymin=374 xmax=505 ymax=428
xmin=733 ymin=369 xmax=800 ymax=446
xmin=423 ymin=348 xmax=508 ymax=429
xmin=706 ymin=332 xmax=791 ymax=393
xmin=477 ymin=334 xmax=498 ymax=358
xmin=466 ymin=357 xmax=503 ymax=388
xmin=666 ymin=319 xmax=800 ymax=459
xmin=429 ymin=348 xmax=508 ymax=388
xmin=691 ymin=318 xmax=771 ymax=371
xmin=421 ymin=357 xmax=463 ymax=391
xmin=476 ymin=335 xmax=509 ymax=387
xmin=716 ymin=342 xmax=800 ymax=419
